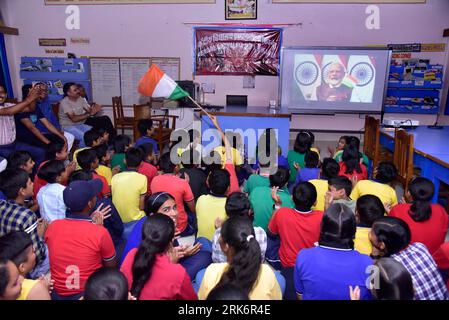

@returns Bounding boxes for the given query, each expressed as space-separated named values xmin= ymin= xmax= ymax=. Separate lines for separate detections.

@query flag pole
xmin=187 ymin=95 xmax=214 ymax=120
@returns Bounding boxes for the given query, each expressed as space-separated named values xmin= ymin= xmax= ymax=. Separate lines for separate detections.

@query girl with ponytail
xmin=120 ymin=214 xmax=197 ymax=300
xmin=198 ymin=216 xmax=282 ymax=300
xmin=338 ymin=144 xmax=367 ymax=181
xmin=287 ymin=131 xmax=320 ymax=184
xmin=389 ymin=177 xmax=448 ymax=254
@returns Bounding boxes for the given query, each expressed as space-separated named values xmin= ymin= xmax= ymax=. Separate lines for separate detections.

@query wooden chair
xmin=146 ymin=113 xmax=178 ymax=154
xmin=132 ymin=103 xmax=152 ymax=141
xmin=393 ymin=128 xmax=414 ymax=191
xmin=363 ymin=116 xmax=381 ymax=173
xmin=112 ymin=96 xmax=134 ymax=135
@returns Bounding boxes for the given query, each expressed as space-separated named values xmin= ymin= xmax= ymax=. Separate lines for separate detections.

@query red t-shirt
xmin=338 ymin=162 xmax=368 ymax=181
xmin=224 ymin=163 xmax=240 ymax=196
xmin=138 ymin=162 xmax=158 ymax=194
xmin=34 ymin=161 xmax=49 ymax=200
xmin=150 ymin=174 xmax=194 ymax=233
xmin=432 ymin=242 xmax=449 ymax=290
xmin=268 ymin=208 xmax=324 ymax=267
xmin=389 ymin=203 xmax=449 ymax=254
xmin=120 ymin=249 xmax=197 ymax=300
xmin=45 ymin=217 xmax=116 ymax=296
xmin=92 ymin=172 xmax=111 ymax=198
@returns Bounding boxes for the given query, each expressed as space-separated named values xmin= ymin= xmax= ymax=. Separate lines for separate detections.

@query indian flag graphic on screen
xmin=138 ymin=64 xmax=188 ymax=100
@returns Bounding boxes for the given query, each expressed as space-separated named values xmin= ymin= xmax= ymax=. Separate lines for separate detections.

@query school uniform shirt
xmin=243 ymin=174 xmax=270 ymax=194
xmin=73 ymin=147 xmax=89 ymax=170
xmin=120 ymin=249 xmax=197 ymax=300
xmin=150 ymin=174 xmax=194 ymax=234
xmin=36 ymin=183 xmax=66 ymax=222
xmin=354 ymin=227 xmax=372 ymax=256
xmin=16 ymin=279 xmax=40 ymax=301
xmin=196 ymin=194 xmax=227 ymax=241
xmin=287 ymin=147 xmax=320 ymax=183
xmin=0 ymin=103 xmax=16 ymax=145
xmin=350 ymin=180 xmax=398 ymax=206
xmin=338 ymin=162 xmax=368 ymax=181
xmin=224 ymin=163 xmax=240 ymax=196
xmin=432 ymin=242 xmax=449 ymax=290
xmin=92 ymin=172 xmax=111 ymax=198
xmin=14 ymin=107 xmax=45 ymax=141
xmin=111 ymin=153 xmax=126 ymax=172
xmin=334 ymin=150 xmax=370 ymax=167
xmin=294 ymin=246 xmax=373 ymax=300
xmin=198 ymin=263 xmax=282 ymax=300
xmin=45 ymin=214 xmax=116 ymax=296
xmin=250 ymin=186 xmax=295 ymax=232
xmin=33 ymin=161 xmax=48 ymax=200
xmin=96 ymin=164 xmax=112 ymax=186
xmin=389 ymin=203 xmax=449 ymax=254
xmin=212 ymin=226 xmax=267 ymax=263
xmin=137 ymin=161 xmax=158 ymax=194
xmin=309 ymin=179 xmax=328 ymax=212
xmin=111 ymin=171 xmax=147 ymax=223
xmin=268 ymin=208 xmax=324 ymax=267
xmin=214 ymin=146 xmax=243 ymax=166
xmin=134 ymin=136 xmax=159 ymax=154
xmin=295 ymin=167 xmax=321 ymax=184
xmin=391 ymin=242 xmax=449 ymax=300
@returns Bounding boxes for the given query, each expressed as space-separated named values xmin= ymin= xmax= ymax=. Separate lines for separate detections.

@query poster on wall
xmin=225 ymin=0 xmax=257 ymax=20
xmin=195 ymin=28 xmax=281 ymax=76
xmin=272 ymin=0 xmax=424 ymax=3
xmin=45 ymin=0 xmax=214 ymax=4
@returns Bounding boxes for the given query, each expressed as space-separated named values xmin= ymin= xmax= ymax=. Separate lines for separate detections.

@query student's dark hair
xmin=36 ymin=160 xmax=65 ymax=184
xmin=83 ymin=129 xmax=102 ymax=147
xmin=347 ymin=136 xmax=361 ymax=150
xmin=137 ymin=119 xmax=154 ymax=137
xmin=63 ymin=82 xmax=76 ymax=97
xmin=304 ymin=150 xmax=319 ymax=168
xmin=0 ymin=258 xmax=10 ymax=298
xmin=293 ymin=131 xmax=313 ymax=154
xmin=375 ymin=162 xmax=397 ymax=184
xmin=208 ymin=169 xmax=230 ymax=195
xmin=144 ymin=192 xmax=175 ymax=216
xmin=0 ymin=169 xmax=29 ymax=200
xmin=216 ymin=216 xmax=261 ymax=295
xmin=68 ymin=170 xmax=93 ymax=183
xmin=202 ymin=150 xmax=222 ymax=173
xmin=138 ymin=143 xmax=154 ymax=162
xmin=125 ymin=148 xmax=143 ymax=168
xmin=7 ymin=151 xmax=32 ymax=170
xmin=0 ymin=231 xmax=33 ymax=266
xmin=77 ymin=148 xmax=98 ymax=172
xmin=113 ymin=134 xmax=131 ymax=154
xmin=269 ymin=166 xmax=290 ymax=188
xmin=372 ymin=217 xmax=411 ymax=256
xmin=292 ymin=181 xmax=317 ymax=212
xmin=342 ymin=145 xmax=362 ymax=174
xmin=225 ymin=192 xmax=252 ymax=219
xmin=93 ymin=143 xmax=108 ymax=164
xmin=319 ymin=203 xmax=356 ymax=249
xmin=131 ymin=214 xmax=175 ymax=299
xmin=407 ymin=177 xmax=434 ymax=222
xmin=84 ymin=268 xmax=129 ymax=300
xmin=321 ymin=158 xmax=340 ymax=180
xmin=328 ymin=176 xmax=353 ymax=198
xmin=372 ymin=258 xmax=414 ymax=300
xmin=45 ymin=136 xmax=66 ymax=160
xmin=21 ymin=84 xmax=32 ymax=101
xmin=356 ymin=195 xmax=385 ymax=227
xmin=206 ymin=283 xmax=249 ymax=300
xmin=159 ymin=152 xmax=176 ymax=173
xmin=339 ymin=135 xmax=349 ymax=145
xmin=181 ymin=149 xmax=200 ymax=169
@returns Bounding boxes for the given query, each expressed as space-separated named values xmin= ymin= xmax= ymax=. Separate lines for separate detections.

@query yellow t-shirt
xmin=214 ymin=146 xmax=243 ymax=166
xmin=310 ymin=179 xmax=329 ymax=212
xmin=196 ymin=195 xmax=227 ymax=240
xmin=198 ymin=263 xmax=282 ymax=300
xmin=96 ymin=165 xmax=112 ymax=186
xmin=17 ymin=279 xmax=39 ymax=301
xmin=73 ymin=147 xmax=89 ymax=170
xmin=354 ymin=227 xmax=373 ymax=256
xmin=350 ymin=180 xmax=398 ymax=206
xmin=111 ymin=171 xmax=147 ymax=223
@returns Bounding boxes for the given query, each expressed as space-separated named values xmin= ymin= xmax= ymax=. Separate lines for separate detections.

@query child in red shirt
xmin=137 ymin=143 xmax=158 ymax=194
xmin=338 ymin=145 xmax=367 ymax=182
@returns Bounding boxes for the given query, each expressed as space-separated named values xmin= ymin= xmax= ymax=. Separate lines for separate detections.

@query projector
xmin=383 ymin=118 xmax=420 ymax=128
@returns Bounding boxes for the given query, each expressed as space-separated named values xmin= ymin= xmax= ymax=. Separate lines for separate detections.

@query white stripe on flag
xmin=152 ymin=74 xmax=177 ymax=98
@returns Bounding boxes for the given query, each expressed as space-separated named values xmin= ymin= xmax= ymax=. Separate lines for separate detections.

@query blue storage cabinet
xmin=20 ymin=57 xmax=91 ymax=104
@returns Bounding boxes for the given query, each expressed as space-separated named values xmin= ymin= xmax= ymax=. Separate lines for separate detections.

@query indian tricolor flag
xmin=341 ymin=74 xmax=359 ymax=89
xmin=138 ymin=64 xmax=189 ymax=100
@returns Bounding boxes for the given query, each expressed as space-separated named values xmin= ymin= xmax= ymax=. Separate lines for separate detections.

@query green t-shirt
xmin=287 ymin=150 xmax=306 ymax=183
xmin=111 ymin=153 xmax=126 ymax=172
xmin=250 ymin=186 xmax=295 ymax=232
xmin=243 ymin=174 xmax=270 ymax=194
xmin=334 ymin=150 xmax=369 ymax=167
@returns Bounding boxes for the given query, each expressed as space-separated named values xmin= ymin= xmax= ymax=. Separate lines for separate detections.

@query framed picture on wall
xmin=225 ymin=0 xmax=257 ymax=20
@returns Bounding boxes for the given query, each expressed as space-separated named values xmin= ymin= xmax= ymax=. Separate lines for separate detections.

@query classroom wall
xmin=2 ymin=0 xmax=449 ymax=133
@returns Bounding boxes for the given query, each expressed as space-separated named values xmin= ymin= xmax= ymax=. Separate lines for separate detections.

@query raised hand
xmin=37 ymin=218 xmax=49 ymax=238
xmin=349 ymin=285 xmax=361 ymax=300
xmin=91 ymin=203 xmax=112 ymax=226
xmin=271 ymin=186 xmax=282 ymax=205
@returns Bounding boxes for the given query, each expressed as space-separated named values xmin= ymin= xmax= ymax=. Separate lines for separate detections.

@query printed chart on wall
xmin=90 ymin=58 xmax=121 ymax=105
xmin=120 ymin=58 xmax=151 ymax=106
xmin=150 ymin=57 xmax=180 ymax=81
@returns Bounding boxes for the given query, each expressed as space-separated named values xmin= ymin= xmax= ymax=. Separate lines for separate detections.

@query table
xmin=380 ymin=126 xmax=449 ymax=202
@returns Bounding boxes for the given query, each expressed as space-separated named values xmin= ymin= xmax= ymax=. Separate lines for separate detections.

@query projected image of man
xmin=316 ymin=63 xmax=352 ymax=102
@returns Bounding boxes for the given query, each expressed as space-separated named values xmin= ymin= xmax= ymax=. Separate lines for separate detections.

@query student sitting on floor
xmin=73 ymin=128 xmax=103 ymax=170
xmin=206 ymin=283 xmax=249 ymax=300
xmin=212 ymin=192 xmax=267 ymax=263
xmin=294 ymin=203 xmax=373 ymax=300
xmin=334 ymin=136 xmax=369 ymax=167
xmin=354 ymin=195 xmax=385 ymax=256
xmin=370 ymin=216 xmax=448 ymax=300
xmin=0 ymin=231 xmax=51 ymax=300
xmin=327 ymin=135 xmax=348 ymax=158
xmin=433 ymin=242 xmax=449 ymax=291
xmin=111 ymin=134 xmax=132 ymax=172
xmin=137 ymin=143 xmax=158 ymax=195
xmin=325 ymin=176 xmax=356 ymax=213
xmin=294 ymin=150 xmax=321 ymax=186
xmin=93 ymin=143 xmax=116 ymax=186
xmin=389 ymin=177 xmax=449 ymax=255
xmin=287 ymin=131 xmax=319 ymax=186
xmin=7 ymin=151 xmax=35 ymax=175
xmin=198 ymin=216 xmax=282 ymax=300
xmin=338 ymin=145 xmax=368 ymax=182
xmin=243 ymin=156 xmax=271 ymax=195
xmin=180 ymin=150 xmax=208 ymax=202
xmin=135 ymin=119 xmax=158 ymax=156
xmin=0 ymin=258 xmax=23 ymax=300
xmin=350 ymin=161 xmax=398 ymax=207
xmin=83 ymin=268 xmax=131 ymax=301
xmin=77 ymin=148 xmax=111 ymax=198
xmin=121 ymin=214 xmax=197 ymax=300
xmin=309 ymin=157 xmax=340 ymax=212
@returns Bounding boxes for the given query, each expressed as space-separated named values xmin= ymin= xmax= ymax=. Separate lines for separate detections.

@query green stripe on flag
xmin=168 ymin=85 xmax=189 ymax=100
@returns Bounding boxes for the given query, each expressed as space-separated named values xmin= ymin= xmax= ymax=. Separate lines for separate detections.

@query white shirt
xmin=37 ymin=183 xmax=66 ymax=222
xmin=0 ymin=103 xmax=16 ymax=145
